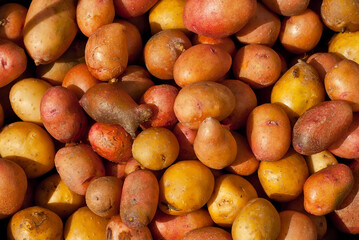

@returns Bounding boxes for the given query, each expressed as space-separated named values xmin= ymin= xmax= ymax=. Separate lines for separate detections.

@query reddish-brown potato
xmin=261 ymin=0 xmax=310 ymax=16
xmin=279 ymin=9 xmax=323 ymax=54
xmin=172 ymin=122 xmax=197 ymax=160
xmin=183 ymin=0 xmax=257 ymax=38
xmin=235 ymin=3 xmax=281 ymax=47
xmin=233 ymin=44 xmax=282 ymax=89
xmin=106 ymin=215 xmax=153 ymax=240
xmin=292 ymin=100 xmax=353 ymax=156
xmin=192 ymin=34 xmax=236 ymax=57
xmin=306 ymin=52 xmax=343 ymax=81
xmin=124 ymin=158 xmax=145 ymax=177
xmin=114 ymin=0 xmax=158 ymax=18
xmin=182 ymin=227 xmax=232 ymax=240
xmin=0 ymin=3 xmax=27 ymax=46
xmin=55 ymin=144 xmax=106 ymax=196
xmin=105 ymin=161 xmax=127 ymax=180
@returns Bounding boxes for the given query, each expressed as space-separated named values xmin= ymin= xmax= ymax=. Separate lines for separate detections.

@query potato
xmin=192 ymin=34 xmax=236 ymax=57
xmin=132 ymin=127 xmax=179 ymax=170
xmin=271 ymin=60 xmax=325 ymax=122
xmin=159 ymin=160 xmax=214 ymax=215
xmin=114 ymin=0 xmax=158 ymax=18
xmin=173 ymin=44 xmax=231 ymax=87
xmin=105 ymin=161 xmax=127 ymax=180
xmin=7 ymin=206 xmax=63 ymax=240
xmin=120 ymin=169 xmax=159 ymax=229
xmin=54 ymin=143 xmax=106 ymax=195
xmin=0 ymin=3 xmax=27 ymax=46
xmin=0 ymin=38 xmax=27 ymax=88
xmin=233 ymin=44 xmax=282 ymax=89
xmin=246 ymin=103 xmax=291 ymax=162
xmin=277 ymin=210 xmax=317 ymax=240
xmin=325 ymin=59 xmax=359 ymax=111
xmin=124 ymin=157 xmax=145 ymax=177
xmin=85 ymin=23 xmax=128 ymax=81
xmin=140 ymin=84 xmax=179 ymax=129
xmin=279 ymin=9 xmax=323 ymax=54
xmin=329 ymin=31 xmax=359 ymax=64
xmin=149 ymin=208 xmax=214 ymax=240
xmin=34 ymin=173 xmax=85 ymax=219
xmin=194 ymin=117 xmax=237 ymax=169
xmin=321 ymin=0 xmax=359 ymax=32
xmin=261 ymin=0 xmax=309 ymax=16
xmin=144 ymin=29 xmax=191 ymax=80
xmin=231 ymin=198 xmax=281 ymax=240
xmin=64 ymin=206 xmax=108 ymax=240
xmin=88 ymin=122 xmax=133 ymax=163
xmin=182 ymin=227 xmax=232 ymax=240
xmin=40 ymin=86 xmax=88 ymax=143
xmin=23 ymin=0 xmax=77 ymax=65
xmin=305 ymin=150 xmax=338 ymax=174
xmin=306 ymin=52 xmax=342 ymax=81
xmin=303 ymin=163 xmax=354 ymax=216
xmin=9 ymin=78 xmax=52 ymax=125
xmin=106 ymin=215 xmax=153 ymax=240
xmin=292 ymin=100 xmax=353 ymax=155
xmin=172 ymin=122 xmax=197 ymax=160
xmin=0 ymin=158 xmax=27 ymax=219
xmin=173 ymin=81 xmax=235 ymax=129
xmin=183 ymin=0 xmax=257 ymax=38
xmin=207 ymin=174 xmax=257 ymax=228
xmin=0 ymin=121 xmax=55 ymax=179
xmin=235 ymin=3 xmax=281 ymax=47
xmin=76 ymin=0 xmax=115 ymax=37
xmin=258 ymin=149 xmax=309 ymax=202
xmin=86 ymin=176 xmax=123 ymax=218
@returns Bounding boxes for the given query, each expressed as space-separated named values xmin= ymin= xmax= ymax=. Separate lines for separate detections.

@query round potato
xmin=0 ymin=3 xmax=27 ymax=46
xmin=261 ymin=0 xmax=309 ymax=16
xmin=328 ymin=31 xmax=359 ymax=64
xmin=182 ymin=226 xmax=232 ymax=240
xmin=192 ymin=34 xmax=236 ymax=56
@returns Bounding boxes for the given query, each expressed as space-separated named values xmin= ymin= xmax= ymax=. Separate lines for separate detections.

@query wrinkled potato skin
xmin=106 ymin=215 xmax=153 ymax=240
xmin=303 ymin=163 xmax=354 ymax=216
xmin=182 ymin=226 xmax=232 ymax=240
xmin=329 ymin=31 xmax=359 ymax=64
xmin=306 ymin=52 xmax=342 ymax=81
xmin=305 ymin=150 xmax=338 ymax=174
xmin=120 ymin=170 xmax=159 ymax=229
xmin=0 ymin=3 xmax=27 ymax=46
xmin=292 ymin=100 xmax=353 ymax=156
xmin=174 ymin=81 xmax=235 ymax=129
xmin=261 ymin=0 xmax=309 ymax=16
xmin=114 ymin=0 xmax=158 ymax=18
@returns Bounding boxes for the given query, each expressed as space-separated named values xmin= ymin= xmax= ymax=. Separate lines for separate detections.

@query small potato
xmin=0 ymin=121 xmax=55 ymax=179
xmin=159 ymin=160 xmax=214 ymax=215
xmin=246 ymin=103 xmax=291 ymax=162
xmin=328 ymin=31 xmax=359 ymax=64
xmin=86 ymin=176 xmax=123 ymax=218
xmin=0 ymin=3 xmax=27 ymax=46
xmin=258 ymin=149 xmax=309 ymax=202
xmin=114 ymin=0 xmax=158 ymax=18
xmin=120 ymin=170 xmax=159 ymax=229
xmin=0 ymin=158 xmax=27 ymax=219
xmin=173 ymin=81 xmax=235 ymax=129
xmin=10 ymin=78 xmax=52 ymax=125
xmin=262 ymin=0 xmax=309 ymax=16
xmin=305 ymin=150 xmax=338 ymax=174
xmin=303 ymin=163 xmax=354 ymax=216
xmin=207 ymin=174 xmax=257 ymax=227
xmin=106 ymin=215 xmax=153 ymax=240
xmin=192 ymin=34 xmax=236 ymax=57
xmin=54 ymin=143 xmax=106 ymax=195
xmin=35 ymin=173 xmax=85 ymax=219
xmin=149 ymin=208 xmax=214 ymax=240
xmin=233 ymin=44 xmax=282 ymax=89
xmin=124 ymin=157 xmax=145 ymax=177
xmin=172 ymin=122 xmax=197 ymax=160
xmin=306 ymin=52 xmax=342 ymax=81
xmin=174 ymin=44 xmax=232 ymax=87
xmin=132 ymin=127 xmax=179 ymax=170
xmin=231 ymin=198 xmax=281 ymax=240
xmin=7 ymin=206 xmax=63 ymax=240
xmin=182 ymin=226 xmax=232 ymax=240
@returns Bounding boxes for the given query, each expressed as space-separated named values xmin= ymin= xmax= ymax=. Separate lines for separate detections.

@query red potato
xmin=120 ymin=170 xmax=159 ymax=229
xmin=114 ymin=0 xmax=158 ymax=18
xmin=261 ymin=0 xmax=310 ymax=16
xmin=106 ymin=215 xmax=153 ymax=240
xmin=55 ymin=143 xmax=106 ymax=195
xmin=40 ymin=86 xmax=88 ymax=143
xmin=0 ymin=38 xmax=27 ymax=88
xmin=172 ymin=122 xmax=197 ymax=160
xmin=0 ymin=3 xmax=27 ymax=46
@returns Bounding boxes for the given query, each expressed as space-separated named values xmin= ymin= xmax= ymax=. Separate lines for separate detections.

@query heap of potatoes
xmin=1 ymin=0 xmax=359 ymax=239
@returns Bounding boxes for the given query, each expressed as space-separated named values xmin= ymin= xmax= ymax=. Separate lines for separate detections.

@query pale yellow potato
xmin=305 ymin=150 xmax=338 ymax=174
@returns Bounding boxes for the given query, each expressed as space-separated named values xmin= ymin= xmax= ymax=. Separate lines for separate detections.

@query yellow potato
xmin=329 ymin=31 xmax=359 ymax=64
xmin=207 ymin=174 xmax=257 ymax=228
xmin=0 ymin=121 xmax=55 ymax=178
xmin=304 ymin=150 xmax=338 ymax=174
xmin=9 ymin=78 xmax=52 ymax=125
xmin=7 ymin=206 xmax=63 ymax=240
xmin=35 ymin=173 xmax=85 ymax=219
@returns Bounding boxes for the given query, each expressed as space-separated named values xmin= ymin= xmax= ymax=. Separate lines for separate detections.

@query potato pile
xmin=1 ymin=0 xmax=359 ymax=239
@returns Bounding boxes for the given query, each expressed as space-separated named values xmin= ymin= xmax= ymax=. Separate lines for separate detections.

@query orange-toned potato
xmin=306 ymin=52 xmax=342 ymax=81
xmin=0 ymin=3 xmax=27 ymax=46
xmin=114 ymin=0 xmax=158 ymax=18
xmin=106 ymin=215 xmax=153 ymax=240
xmin=182 ymin=226 xmax=232 ymax=240
xmin=172 ymin=122 xmax=197 ymax=160
xmin=54 ymin=143 xmax=106 ymax=195
xmin=303 ymin=163 xmax=354 ymax=216
xmin=277 ymin=210 xmax=317 ymax=240
xmin=76 ymin=0 xmax=115 ymax=37
xmin=194 ymin=117 xmax=237 ymax=169
xmin=173 ymin=44 xmax=232 ymax=87
xmin=173 ymin=81 xmax=235 ymax=129
xmin=149 ymin=208 xmax=214 ymax=240
xmin=120 ymin=169 xmax=159 ymax=229
xmin=325 ymin=59 xmax=359 ymax=111
xmin=192 ymin=34 xmax=236 ymax=56
xmin=261 ymin=0 xmax=309 ymax=16
xmin=279 ymin=9 xmax=323 ymax=54
xmin=305 ymin=150 xmax=338 ymax=174
xmin=246 ymin=103 xmax=291 ymax=162
xmin=233 ymin=44 xmax=282 ymax=89
xmin=292 ymin=100 xmax=353 ymax=155
xmin=258 ymin=149 xmax=309 ymax=202
xmin=235 ymin=3 xmax=281 ymax=47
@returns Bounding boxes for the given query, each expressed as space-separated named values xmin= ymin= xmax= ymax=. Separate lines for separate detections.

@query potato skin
xmin=106 ymin=215 xmax=153 ymax=240
xmin=292 ymin=100 xmax=353 ymax=155
xmin=182 ymin=226 xmax=232 ymax=240
xmin=0 ymin=3 xmax=27 ymax=46
xmin=306 ymin=52 xmax=342 ymax=81
xmin=172 ymin=122 xmax=197 ymax=161
xmin=305 ymin=150 xmax=338 ymax=174
xmin=120 ymin=169 xmax=159 ymax=229
xmin=114 ymin=0 xmax=158 ymax=18
xmin=262 ymin=0 xmax=309 ymax=16
xmin=192 ymin=34 xmax=236 ymax=57
xmin=329 ymin=31 xmax=359 ymax=64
